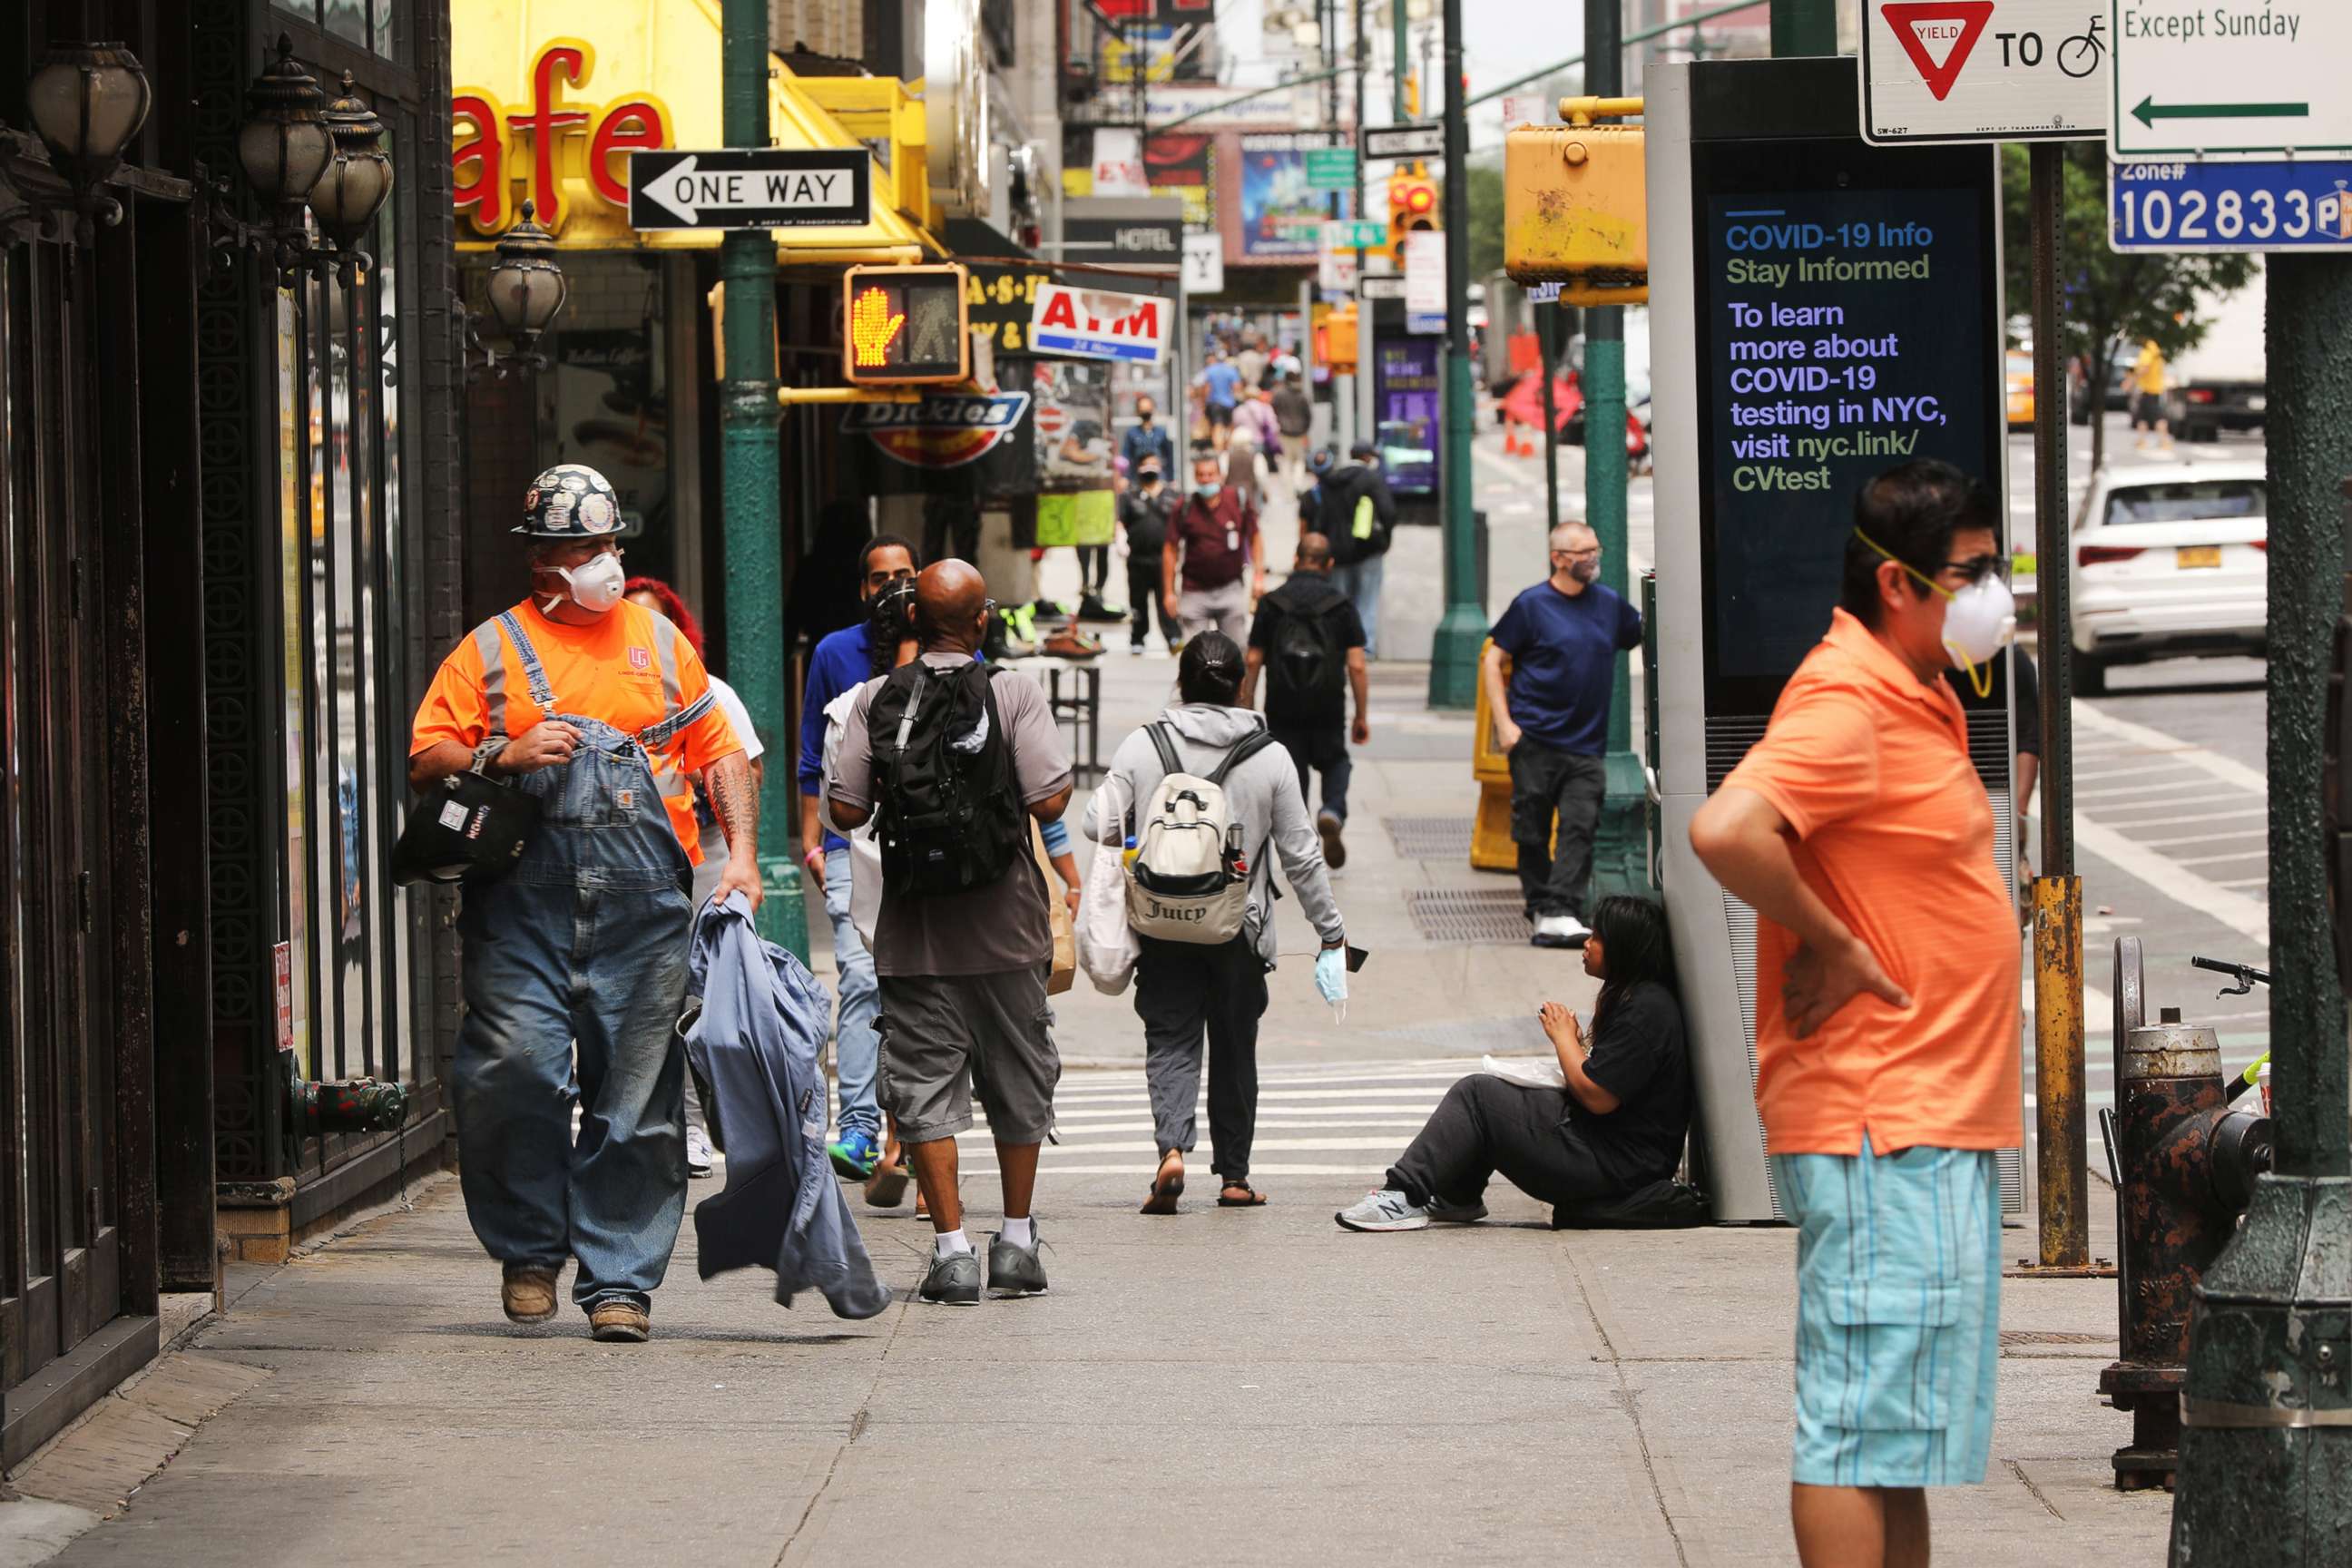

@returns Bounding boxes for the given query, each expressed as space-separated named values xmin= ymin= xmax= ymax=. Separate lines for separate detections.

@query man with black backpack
xmin=1241 ymin=533 xmax=1368 ymax=869
xmin=825 ymin=562 xmax=1074 ymax=1307
xmin=1319 ymin=440 xmax=1398 ymax=658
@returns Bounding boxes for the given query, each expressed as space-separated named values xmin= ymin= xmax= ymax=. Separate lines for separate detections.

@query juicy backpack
xmin=1125 ymin=722 xmax=1275 ymax=944
xmin=867 ymin=661 xmax=1024 ymax=897
xmin=1265 ymin=593 xmax=1349 ymax=717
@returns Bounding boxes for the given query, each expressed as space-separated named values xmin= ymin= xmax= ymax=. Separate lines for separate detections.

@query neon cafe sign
xmin=452 ymin=40 xmax=671 ymax=235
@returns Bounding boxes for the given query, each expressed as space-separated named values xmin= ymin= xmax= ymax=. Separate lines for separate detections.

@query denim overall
xmin=450 ymin=610 xmax=714 ymax=1313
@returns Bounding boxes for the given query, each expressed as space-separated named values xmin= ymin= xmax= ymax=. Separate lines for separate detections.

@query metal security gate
xmin=0 ymin=243 xmax=124 ymax=1398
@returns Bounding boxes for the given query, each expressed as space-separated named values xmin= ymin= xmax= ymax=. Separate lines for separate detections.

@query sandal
xmin=1141 ymin=1152 xmax=1185 ymax=1215
xmin=1217 ymin=1181 xmax=1269 ymax=1208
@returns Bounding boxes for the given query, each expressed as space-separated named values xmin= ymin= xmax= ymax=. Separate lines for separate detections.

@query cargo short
xmin=1769 ymin=1133 xmax=2003 ymax=1489
xmin=877 ymin=966 xmax=1061 ymax=1145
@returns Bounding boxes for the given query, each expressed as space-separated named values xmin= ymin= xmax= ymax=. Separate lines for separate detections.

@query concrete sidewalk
xmin=4 ymin=1162 xmax=2167 ymax=1567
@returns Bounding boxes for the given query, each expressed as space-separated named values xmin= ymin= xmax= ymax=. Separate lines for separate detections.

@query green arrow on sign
xmin=2131 ymin=95 xmax=2310 ymax=128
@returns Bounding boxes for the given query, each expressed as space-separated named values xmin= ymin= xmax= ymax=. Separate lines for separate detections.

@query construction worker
xmin=408 ymin=464 xmax=756 ymax=1344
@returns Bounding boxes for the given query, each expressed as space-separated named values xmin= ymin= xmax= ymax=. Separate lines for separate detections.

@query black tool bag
xmin=392 ymin=760 xmax=540 ymax=886
xmin=867 ymin=660 xmax=1024 ymax=897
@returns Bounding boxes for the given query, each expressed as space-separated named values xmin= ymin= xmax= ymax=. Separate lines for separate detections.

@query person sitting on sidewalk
xmin=408 ymin=464 xmax=757 ymax=1343
xmin=1336 ymin=896 xmax=1688 ymax=1231
xmin=1163 ymin=452 xmax=1264 ymax=644
xmin=1485 ymin=520 xmax=1643 ymax=950
xmin=827 ymin=562 xmax=1074 ymax=1307
xmin=1689 ymin=459 xmax=2019 ymax=1568
xmin=1240 ymin=532 xmax=1367 ymax=868
xmin=1083 ymin=632 xmax=1348 ymax=1214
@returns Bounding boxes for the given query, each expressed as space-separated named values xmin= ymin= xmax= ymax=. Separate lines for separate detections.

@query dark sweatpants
xmin=1135 ymin=935 xmax=1267 ymax=1181
xmin=1269 ymin=720 xmax=1352 ymax=825
xmin=1128 ymin=560 xmax=1177 ymax=647
xmin=1509 ymin=740 xmax=1607 ymax=919
xmin=1386 ymin=1074 xmax=1620 ymax=1209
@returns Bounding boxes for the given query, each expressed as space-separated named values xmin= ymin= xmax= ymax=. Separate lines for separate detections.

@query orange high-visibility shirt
xmin=1720 ymin=608 xmax=2022 ymax=1156
xmin=409 ymin=599 xmax=742 ymax=864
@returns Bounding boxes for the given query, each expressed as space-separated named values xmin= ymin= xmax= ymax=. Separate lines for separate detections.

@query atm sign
xmin=1028 ymin=282 xmax=1171 ymax=364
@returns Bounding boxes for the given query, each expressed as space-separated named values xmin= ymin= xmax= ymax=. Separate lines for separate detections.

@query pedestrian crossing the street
xmin=956 ymin=1058 xmax=1489 ymax=1179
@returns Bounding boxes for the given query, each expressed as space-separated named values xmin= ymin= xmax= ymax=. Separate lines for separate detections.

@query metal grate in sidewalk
xmin=1382 ymin=814 xmax=1475 ymax=861
xmin=1406 ymin=887 xmax=1533 ymax=945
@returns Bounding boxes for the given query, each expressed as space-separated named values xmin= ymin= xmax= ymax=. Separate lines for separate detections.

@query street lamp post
xmin=1426 ymin=0 xmax=1484 ymax=708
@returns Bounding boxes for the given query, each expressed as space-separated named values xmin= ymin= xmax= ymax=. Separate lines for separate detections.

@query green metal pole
xmin=1769 ymin=0 xmax=1839 ymax=56
xmin=1582 ymin=0 xmax=1643 ymax=899
xmin=720 ymin=0 xmax=804 ymax=956
xmin=1427 ymin=0 xmax=1483 ymax=708
xmin=1392 ymin=0 xmax=1410 ymax=121
xmin=2169 ymin=256 xmax=2352 ymax=1563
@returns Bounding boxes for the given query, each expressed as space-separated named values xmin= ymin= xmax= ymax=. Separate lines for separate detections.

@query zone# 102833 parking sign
xmin=1860 ymin=1 xmax=2108 ymax=143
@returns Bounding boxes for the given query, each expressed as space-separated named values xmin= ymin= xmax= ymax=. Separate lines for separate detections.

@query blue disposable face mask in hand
xmin=1315 ymin=946 xmax=1348 ymax=1021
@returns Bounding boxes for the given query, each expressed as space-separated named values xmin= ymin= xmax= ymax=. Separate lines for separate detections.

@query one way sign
xmin=627 ymin=149 xmax=872 ymax=231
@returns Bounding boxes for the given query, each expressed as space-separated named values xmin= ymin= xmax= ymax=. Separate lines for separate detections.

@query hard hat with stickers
xmin=514 ymin=463 xmax=622 ymax=538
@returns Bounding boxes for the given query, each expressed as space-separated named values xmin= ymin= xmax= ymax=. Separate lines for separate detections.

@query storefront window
xmin=323 ymin=0 xmax=368 ymax=47
xmin=276 ymin=287 xmax=314 ymax=1076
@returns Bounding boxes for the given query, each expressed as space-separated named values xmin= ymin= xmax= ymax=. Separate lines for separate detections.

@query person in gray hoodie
xmin=1083 ymin=632 xmax=1348 ymax=1212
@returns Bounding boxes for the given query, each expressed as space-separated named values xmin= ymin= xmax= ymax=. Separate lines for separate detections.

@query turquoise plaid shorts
xmin=1769 ymin=1135 xmax=2002 ymax=1489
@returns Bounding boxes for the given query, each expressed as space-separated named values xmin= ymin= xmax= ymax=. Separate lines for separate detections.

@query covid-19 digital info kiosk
xmin=1646 ymin=56 xmax=2024 ymax=1223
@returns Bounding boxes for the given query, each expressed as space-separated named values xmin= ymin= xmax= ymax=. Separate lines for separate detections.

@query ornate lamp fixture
xmin=1 ymin=40 xmax=153 ymax=242
xmin=463 ymin=201 xmax=570 ymax=378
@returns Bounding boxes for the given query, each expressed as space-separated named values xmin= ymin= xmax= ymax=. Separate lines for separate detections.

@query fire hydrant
xmin=2099 ymin=1007 xmax=2273 ymax=1490
xmin=283 ymin=1052 xmax=410 ymax=1138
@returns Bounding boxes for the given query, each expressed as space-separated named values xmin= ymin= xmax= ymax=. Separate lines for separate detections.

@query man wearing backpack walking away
xmin=408 ymin=464 xmax=757 ymax=1344
xmin=1240 ymin=533 xmax=1368 ymax=869
xmin=826 ymin=562 xmax=1075 ymax=1307
xmin=1320 ymin=441 xmax=1397 ymax=658
xmin=1485 ymin=521 xmax=1643 ymax=951
xmin=1084 ymin=633 xmax=1349 ymax=1215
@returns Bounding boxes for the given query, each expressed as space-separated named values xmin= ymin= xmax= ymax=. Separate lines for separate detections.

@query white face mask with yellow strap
xmin=1853 ymin=529 xmax=2016 ymax=697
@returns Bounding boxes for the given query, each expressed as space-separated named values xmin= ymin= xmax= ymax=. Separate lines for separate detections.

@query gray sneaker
xmin=918 ymin=1248 xmax=982 ymax=1306
xmin=986 ymin=1225 xmax=1049 ymax=1296
xmin=1426 ymin=1197 xmax=1489 ymax=1224
xmin=1334 ymin=1189 xmax=1432 ymax=1232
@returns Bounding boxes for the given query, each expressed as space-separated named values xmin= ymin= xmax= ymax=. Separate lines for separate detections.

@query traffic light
xmin=841 ymin=263 xmax=970 ymax=385
xmin=1503 ymin=98 xmax=1646 ymax=304
xmin=1385 ymin=172 xmax=1439 ymax=270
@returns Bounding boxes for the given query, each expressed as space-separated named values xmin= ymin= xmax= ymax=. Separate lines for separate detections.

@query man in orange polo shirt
xmin=1690 ymin=459 xmax=2020 ymax=1568
xmin=409 ymin=464 xmax=757 ymax=1344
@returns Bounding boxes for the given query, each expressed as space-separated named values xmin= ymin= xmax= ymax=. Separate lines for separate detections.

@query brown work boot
xmin=588 ymin=1299 xmax=651 ymax=1343
xmin=501 ymin=1265 xmax=560 ymax=1325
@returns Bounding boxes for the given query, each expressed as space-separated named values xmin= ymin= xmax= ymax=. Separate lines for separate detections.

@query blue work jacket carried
xmin=685 ymin=893 xmax=892 ymax=1319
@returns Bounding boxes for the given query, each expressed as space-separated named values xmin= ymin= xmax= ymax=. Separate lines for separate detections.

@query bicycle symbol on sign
xmin=2058 ymin=15 xmax=2105 ymax=79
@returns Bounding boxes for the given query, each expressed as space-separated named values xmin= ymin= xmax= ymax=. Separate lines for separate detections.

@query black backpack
xmin=1266 ymin=591 xmax=1349 ymax=716
xmin=866 ymin=661 xmax=1024 ymax=897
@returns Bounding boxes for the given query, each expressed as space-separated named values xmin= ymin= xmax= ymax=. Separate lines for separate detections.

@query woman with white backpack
xmin=1082 ymin=632 xmax=1349 ymax=1213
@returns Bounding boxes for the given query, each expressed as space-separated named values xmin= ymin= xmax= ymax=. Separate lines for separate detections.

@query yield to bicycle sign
xmin=1861 ymin=2 xmax=2108 ymax=143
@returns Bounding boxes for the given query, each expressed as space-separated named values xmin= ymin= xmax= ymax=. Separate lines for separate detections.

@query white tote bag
xmin=1077 ymin=776 xmax=1141 ymax=995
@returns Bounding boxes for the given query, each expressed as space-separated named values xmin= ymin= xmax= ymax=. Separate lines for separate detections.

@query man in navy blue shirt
xmin=1485 ymin=521 xmax=1643 ymax=949
xmin=799 ymin=534 xmax=918 ymax=1182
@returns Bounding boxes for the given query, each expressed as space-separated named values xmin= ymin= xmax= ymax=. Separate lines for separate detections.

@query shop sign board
xmin=1181 ymin=232 xmax=1225 ymax=294
xmin=1860 ymin=1 xmax=2107 ymax=143
xmin=1029 ymin=282 xmax=1171 ymax=363
xmin=2110 ymin=0 xmax=2347 ymax=161
xmin=846 ymin=392 xmax=1033 ymax=468
xmin=2109 ymin=157 xmax=2352 ymax=252
xmin=629 ymin=149 xmax=870 ymax=230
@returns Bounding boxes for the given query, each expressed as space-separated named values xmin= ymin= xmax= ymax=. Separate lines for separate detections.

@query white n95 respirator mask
xmin=543 ymin=551 xmax=627 ymax=615
xmin=1853 ymin=528 xmax=2015 ymax=697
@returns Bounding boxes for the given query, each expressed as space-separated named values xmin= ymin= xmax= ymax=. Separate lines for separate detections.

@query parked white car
xmin=2071 ymin=460 xmax=2266 ymax=693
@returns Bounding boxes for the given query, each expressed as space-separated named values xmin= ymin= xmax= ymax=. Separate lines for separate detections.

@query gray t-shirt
xmin=828 ymin=651 xmax=1073 ymax=977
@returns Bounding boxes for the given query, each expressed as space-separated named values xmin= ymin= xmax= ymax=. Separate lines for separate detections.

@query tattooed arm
xmin=704 ymin=750 xmax=764 ymax=910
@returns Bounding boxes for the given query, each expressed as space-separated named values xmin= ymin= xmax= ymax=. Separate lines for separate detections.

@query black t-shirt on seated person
xmin=1563 ymin=978 xmax=1690 ymax=1191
